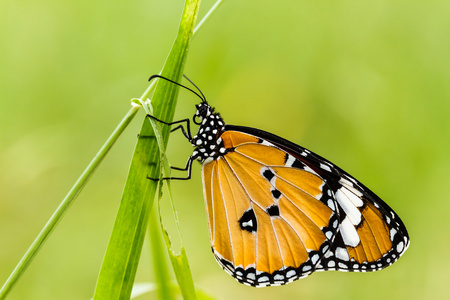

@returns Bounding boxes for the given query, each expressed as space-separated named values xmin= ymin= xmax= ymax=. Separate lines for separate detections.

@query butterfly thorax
xmin=191 ymin=103 xmax=227 ymax=164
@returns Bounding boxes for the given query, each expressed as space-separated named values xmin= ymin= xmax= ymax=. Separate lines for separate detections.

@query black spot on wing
xmin=266 ymin=205 xmax=280 ymax=217
xmin=271 ymin=188 xmax=282 ymax=199
xmin=262 ymin=169 xmax=275 ymax=181
xmin=239 ymin=208 xmax=257 ymax=233
xmin=291 ymin=158 xmax=305 ymax=169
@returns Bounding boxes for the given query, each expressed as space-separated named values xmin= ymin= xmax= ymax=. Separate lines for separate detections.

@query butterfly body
xmin=184 ymin=102 xmax=409 ymax=287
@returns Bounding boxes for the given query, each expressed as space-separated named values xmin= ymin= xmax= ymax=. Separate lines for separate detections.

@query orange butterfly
xmin=148 ymin=75 xmax=410 ymax=287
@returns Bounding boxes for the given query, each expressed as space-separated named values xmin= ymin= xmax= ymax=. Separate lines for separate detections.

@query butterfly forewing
xmin=223 ymin=126 xmax=409 ymax=275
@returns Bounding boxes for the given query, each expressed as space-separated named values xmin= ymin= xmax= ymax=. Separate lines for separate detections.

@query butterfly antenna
xmin=183 ymin=74 xmax=207 ymax=103
xmin=148 ymin=75 xmax=206 ymax=102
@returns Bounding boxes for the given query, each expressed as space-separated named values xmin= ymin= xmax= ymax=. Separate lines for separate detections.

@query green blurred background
xmin=1 ymin=0 xmax=449 ymax=299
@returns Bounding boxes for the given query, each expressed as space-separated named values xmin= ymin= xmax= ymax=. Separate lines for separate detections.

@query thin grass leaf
xmin=93 ymin=116 xmax=161 ymax=300
xmin=161 ymin=228 xmax=196 ymax=299
xmin=149 ymin=202 xmax=174 ymax=300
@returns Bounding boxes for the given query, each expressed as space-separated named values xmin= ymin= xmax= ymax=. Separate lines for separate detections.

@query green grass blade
xmin=93 ymin=0 xmax=200 ymax=299
xmin=161 ymin=229 xmax=196 ymax=300
xmin=148 ymin=0 xmax=201 ymax=298
xmin=149 ymin=203 xmax=174 ymax=300
xmin=93 ymin=116 xmax=161 ymax=300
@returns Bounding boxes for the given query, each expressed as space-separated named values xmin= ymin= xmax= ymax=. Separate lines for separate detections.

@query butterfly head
xmin=193 ymin=102 xmax=213 ymax=124
xmin=191 ymin=102 xmax=227 ymax=163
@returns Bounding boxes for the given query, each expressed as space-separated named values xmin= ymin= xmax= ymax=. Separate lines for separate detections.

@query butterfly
xmin=148 ymin=75 xmax=410 ymax=287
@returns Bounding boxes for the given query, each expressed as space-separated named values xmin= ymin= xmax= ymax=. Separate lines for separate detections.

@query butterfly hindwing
xmin=202 ymin=130 xmax=340 ymax=287
xmin=315 ymin=174 xmax=409 ymax=273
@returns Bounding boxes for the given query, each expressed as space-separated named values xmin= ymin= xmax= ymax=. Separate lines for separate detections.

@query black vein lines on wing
xmin=358 ymin=205 xmax=386 ymax=262
xmin=218 ymin=157 xmax=258 ymax=268
xmin=232 ymin=146 xmax=329 ymax=228
xmin=224 ymin=149 xmax=322 ymax=246
xmin=220 ymin=156 xmax=274 ymax=273
xmin=215 ymin=157 xmax=236 ymax=267
xmin=208 ymin=163 xmax=216 ymax=246
xmin=268 ymin=212 xmax=288 ymax=271
xmin=221 ymin=153 xmax=306 ymax=270
xmin=234 ymin=143 xmax=324 ymax=201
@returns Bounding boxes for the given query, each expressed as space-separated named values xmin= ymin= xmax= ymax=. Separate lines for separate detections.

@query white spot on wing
xmin=320 ymin=163 xmax=332 ymax=172
xmin=242 ymin=219 xmax=253 ymax=228
xmin=285 ymin=154 xmax=296 ymax=167
xmin=327 ymin=199 xmax=335 ymax=210
xmin=340 ymin=186 xmax=364 ymax=207
xmin=335 ymin=247 xmax=350 ymax=261
xmin=339 ymin=177 xmax=354 ymax=188
xmin=390 ymin=228 xmax=397 ymax=241
xmin=311 ymin=254 xmax=320 ymax=265
xmin=336 ymin=188 xmax=362 ymax=225
xmin=261 ymin=140 xmax=272 ymax=146
xmin=339 ymin=217 xmax=360 ymax=247
xmin=274 ymin=274 xmax=284 ymax=280
xmin=397 ymin=241 xmax=404 ymax=253
xmin=340 ymin=178 xmax=363 ymax=197
xmin=286 ymin=270 xmax=296 ymax=278
xmin=338 ymin=262 xmax=348 ymax=270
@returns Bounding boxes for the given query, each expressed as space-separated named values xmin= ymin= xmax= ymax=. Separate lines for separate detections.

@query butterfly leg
xmin=146 ymin=114 xmax=192 ymax=140
xmin=147 ymin=156 xmax=193 ymax=181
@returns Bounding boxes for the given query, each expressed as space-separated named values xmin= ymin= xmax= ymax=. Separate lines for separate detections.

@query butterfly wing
xmin=202 ymin=129 xmax=341 ymax=287
xmin=224 ymin=125 xmax=410 ymax=274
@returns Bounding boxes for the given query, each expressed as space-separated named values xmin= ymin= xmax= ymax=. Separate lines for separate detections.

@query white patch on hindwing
xmin=339 ymin=216 xmax=360 ymax=247
xmin=335 ymin=187 xmax=362 ymax=226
